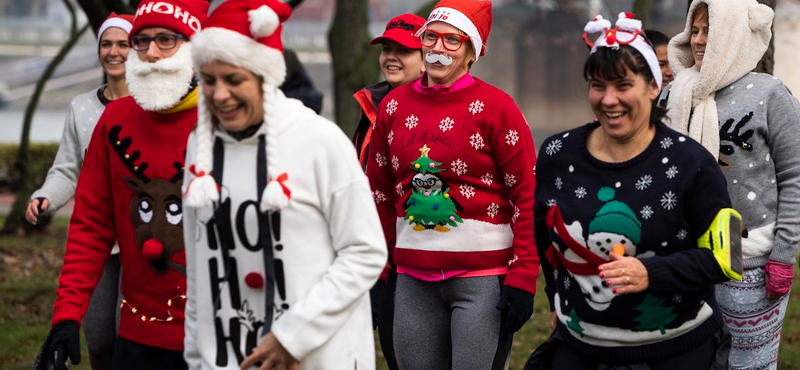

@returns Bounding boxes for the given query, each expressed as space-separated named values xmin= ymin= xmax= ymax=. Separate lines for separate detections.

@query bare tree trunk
xmin=754 ymin=0 xmax=776 ymax=74
xmin=1 ymin=0 xmax=89 ymax=235
xmin=327 ymin=0 xmax=380 ymax=136
xmin=634 ymin=0 xmax=653 ymax=29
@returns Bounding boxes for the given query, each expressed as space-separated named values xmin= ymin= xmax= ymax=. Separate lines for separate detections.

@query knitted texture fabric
xmin=366 ymin=78 xmax=539 ymax=293
xmin=534 ymin=122 xmax=732 ymax=364
xmin=51 ymin=96 xmax=196 ymax=351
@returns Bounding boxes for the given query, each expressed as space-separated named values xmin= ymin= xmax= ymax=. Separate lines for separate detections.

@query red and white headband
xmin=583 ymin=13 xmax=663 ymax=91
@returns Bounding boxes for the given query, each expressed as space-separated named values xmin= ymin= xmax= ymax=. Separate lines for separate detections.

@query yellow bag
xmin=697 ymin=208 xmax=744 ymax=281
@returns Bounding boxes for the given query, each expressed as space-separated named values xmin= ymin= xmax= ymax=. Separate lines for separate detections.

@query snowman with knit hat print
xmin=550 ymin=187 xmax=653 ymax=311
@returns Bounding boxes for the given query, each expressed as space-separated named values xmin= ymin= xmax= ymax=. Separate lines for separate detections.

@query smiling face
xmin=200 ymin=61 xmax=265 ymax=133
xmin=654 ymin=45 xmax=673 ymax=88
xmin=380 ymin=40 xmax=424 ymax=88
xmin=423 ymin=21 xmax=472 ymax=87
xmin=588 ymin=68 xmax=659 ymax=143
xmin=690 ymin=6 xmax=709 ymax=70
xmin=99 ymin=27 xmax=129 ymax=79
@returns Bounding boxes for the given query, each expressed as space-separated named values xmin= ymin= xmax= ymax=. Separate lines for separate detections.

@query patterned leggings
xmin=716 ymin=267 xmax=791 ymax=370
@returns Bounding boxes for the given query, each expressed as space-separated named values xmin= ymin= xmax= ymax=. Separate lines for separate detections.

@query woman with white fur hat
xmin=664 ymin=1 xmax=800 ymax=368
xmin=182 ymin=0 xmax=387 ymax=368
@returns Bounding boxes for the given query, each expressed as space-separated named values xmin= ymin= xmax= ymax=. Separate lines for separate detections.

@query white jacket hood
xmin=665 ymin=0 xmax=773 ymax=158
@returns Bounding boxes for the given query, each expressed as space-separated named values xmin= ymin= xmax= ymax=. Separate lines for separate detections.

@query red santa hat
xmin=417 ymin=0 xmax=493 ymax=62
xmin=97 ymin=12 xmax=134 ymax=47
xmin=184 ymin=0 xmax=293 ymax=211
xmin=130 ymin=0 xmax=209 ymax=39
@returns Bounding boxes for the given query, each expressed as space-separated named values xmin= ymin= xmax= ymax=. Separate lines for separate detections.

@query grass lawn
xmin=1 ymin=215 xmax=799 ymax=369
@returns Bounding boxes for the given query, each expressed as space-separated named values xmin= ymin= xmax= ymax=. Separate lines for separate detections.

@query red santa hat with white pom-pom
xmin=184 ymin=0 xmax=293 ymax=211
xmin=583 ymin=12 xmax=663 ymax=91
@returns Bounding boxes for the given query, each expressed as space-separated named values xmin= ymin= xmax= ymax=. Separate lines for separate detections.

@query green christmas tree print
xmin=567 ymin=308 xmax=585 ymax=337
xmin=404 ymin=145 xmax=464 ymax=232
xmin=633 ymin=294 xmax=678 ymax=335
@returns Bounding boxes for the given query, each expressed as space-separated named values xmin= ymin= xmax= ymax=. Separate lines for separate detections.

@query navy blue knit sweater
xmin=534 ymin=121 xmax=731 ymax=364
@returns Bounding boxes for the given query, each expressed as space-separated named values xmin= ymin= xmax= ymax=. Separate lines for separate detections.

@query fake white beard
xmin=125 ymin=43 xmax=194 ymax=111
xmin=425 ymin=52 xmax=453 ymax=66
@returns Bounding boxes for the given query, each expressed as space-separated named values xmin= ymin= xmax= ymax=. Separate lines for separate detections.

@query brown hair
xmin=692 ymin=3 xmax=709 ymax=27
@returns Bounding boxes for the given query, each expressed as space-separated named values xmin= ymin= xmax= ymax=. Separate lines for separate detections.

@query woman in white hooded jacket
xmin=664 ymin=1 xmax=800 ymax=368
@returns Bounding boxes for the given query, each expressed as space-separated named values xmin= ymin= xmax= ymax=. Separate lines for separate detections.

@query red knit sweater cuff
xmin=504 ymin=268 xmax=537 ymax=294
xmin=52 ymin=304 xmax=84 ymax=328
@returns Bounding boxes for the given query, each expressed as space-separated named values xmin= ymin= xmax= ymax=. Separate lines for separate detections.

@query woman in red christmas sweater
xmin=366 ymin=0 xmax=539 ymax=368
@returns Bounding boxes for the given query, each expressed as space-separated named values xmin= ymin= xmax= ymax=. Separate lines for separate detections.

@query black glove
xmin=33 ymin=321 xmax=81 ymax=370
xmin=369 ymin=280 xmax=385 ymax=330
xmin=496 ymin=286 xmax=534 ymax=333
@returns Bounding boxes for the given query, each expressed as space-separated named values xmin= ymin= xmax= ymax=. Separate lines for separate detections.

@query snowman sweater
xmin=534 ymin=122 xmax=731 ymax=363
xmin=52 ymin=95 xmax=196 ymax=351
xmin=366 ymin=78 xmax=539 ymax=293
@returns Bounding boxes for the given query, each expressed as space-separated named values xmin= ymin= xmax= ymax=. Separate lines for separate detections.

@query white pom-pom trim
xmin=615 ymin=14 xmax=642 ymax=32
xmin=584 ymin=15 xmax=612 ymax=34
xmin=184 ymin=174 xmax=219 ymax=208
xmin=248 ymin=5 xmax=280 ymax=38
xmin=260 ymin=179 xmax=290 ymax=211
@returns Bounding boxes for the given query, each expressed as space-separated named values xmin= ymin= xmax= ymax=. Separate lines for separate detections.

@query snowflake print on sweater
xmin=388 ymin=130 xmax=394 ymax=145
xmin=391 ymin=155 xmax=399 ymax=171
xmin=546 ymin=139 xmax=562 ymax=155
xmin=373 ymin=190 xmax=387 ymax=203
xmin=386 ymin=99 xmax=398 ymax=115
xmin=636 ymin=175 xmax=652 ymax=190
xmin=468 ymin=100 xmax=484 ymax=115
xmin=376 ymin=152 xmax=388 ymax=167
xmin=506 ymin=130 xmax=519 ymax=146
xmin=405 ymin=115 xmax=419 ymax=130
xmin=366 ymin=78 xmax=539 ymax=293
xmin=440 ymin=117 xmax=455 ymax=132
xmin=469 ymin=133 xmax=485 ymax=150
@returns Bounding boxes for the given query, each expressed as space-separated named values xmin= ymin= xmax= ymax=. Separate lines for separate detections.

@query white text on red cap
xmin=136 ymin=2 xmax=202 ymax=33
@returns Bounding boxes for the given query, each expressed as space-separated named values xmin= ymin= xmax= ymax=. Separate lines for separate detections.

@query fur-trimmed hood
xmin=668 ymin=0 xmax=773 ymax=97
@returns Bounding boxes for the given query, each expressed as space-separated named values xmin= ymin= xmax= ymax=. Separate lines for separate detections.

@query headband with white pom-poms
xmin=583 ymin=12 xmax=663 ymax=91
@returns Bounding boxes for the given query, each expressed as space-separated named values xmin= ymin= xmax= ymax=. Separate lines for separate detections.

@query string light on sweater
xmin=120 ymin=289 xmax=186 ymax=323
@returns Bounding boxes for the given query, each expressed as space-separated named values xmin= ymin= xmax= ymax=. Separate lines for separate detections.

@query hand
xmin=598 ymin=252 xmax=649 ymax=295
xmin=240 ymin=332 xmax=297 ymax=370
xmin=25 ymin=198 xmax=49 ymax=225
xmin=36 ymin=321 xmax=80 ymax=370
xmin=495 ymin=286 xmax=534 ymax=333
xmin=765 ymin=260 xmax=794 ymax=300
xmin=550 ymin=311 xmax=557 ymax=331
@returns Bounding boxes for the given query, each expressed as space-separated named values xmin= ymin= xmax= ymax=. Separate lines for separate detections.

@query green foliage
xmin=0 ymin=143 xmax=60 ymax=192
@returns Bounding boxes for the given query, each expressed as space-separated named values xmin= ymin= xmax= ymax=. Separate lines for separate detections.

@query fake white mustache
xmin=425 ymin=52 xmax=453 ymax=66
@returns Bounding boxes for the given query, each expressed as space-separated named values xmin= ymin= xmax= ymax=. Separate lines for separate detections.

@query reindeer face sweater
xmin=52 ymin=95 xmax=196 ymax=351
xmin=366 ymin=78 xmax=539 ymax=293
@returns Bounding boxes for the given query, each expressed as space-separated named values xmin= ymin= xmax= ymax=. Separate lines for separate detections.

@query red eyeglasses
xmin=420 ymin=29 xmax=470 ymax=52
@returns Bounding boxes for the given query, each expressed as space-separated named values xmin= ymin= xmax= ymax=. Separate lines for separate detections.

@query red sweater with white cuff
xmin=366 ymin=77 xmax=539 ymax=293
xmin=51 ymin=95 xmax=196 ymax=351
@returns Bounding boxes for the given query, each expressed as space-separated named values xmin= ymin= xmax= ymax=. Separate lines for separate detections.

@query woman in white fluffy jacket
xmin=664 ymin=1 xmax=800 ymax=369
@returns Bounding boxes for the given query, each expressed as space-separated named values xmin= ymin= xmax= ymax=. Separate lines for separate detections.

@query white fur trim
xmin=125 ymin=42 xmax=194 ymax=111
xmin=97 ymin=18 xmax=133 ymax=46
xmin=748 ymin=3 xmax=774 ymax=32
xmin=615 ymin=14 xmax=642 ymax=32
xmin=191 ymin=27 xmax=286 ymax=87
xmin=584 ymin=15 xmax=611 ymax=34
xmin=248 ymin=5 xmax=280 ymax=38
xmin=420 ymin=7 xmax=484 ymax=62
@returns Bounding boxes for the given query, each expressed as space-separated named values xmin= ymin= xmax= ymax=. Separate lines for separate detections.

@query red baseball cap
xmin=371 ymin=13 xmax=425 ymax=49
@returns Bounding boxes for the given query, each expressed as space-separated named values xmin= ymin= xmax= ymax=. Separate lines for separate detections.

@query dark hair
xmin=644 ymin=29 xmax=670 ymax=47
xmin=583 ymin=45 xmax=667 ymax=127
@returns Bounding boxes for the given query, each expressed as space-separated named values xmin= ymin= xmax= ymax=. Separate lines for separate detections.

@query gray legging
xmin=393 ymin=274 xmax=513 ymax=370
xmin=83 ymin=254 xmax=121 ymax=370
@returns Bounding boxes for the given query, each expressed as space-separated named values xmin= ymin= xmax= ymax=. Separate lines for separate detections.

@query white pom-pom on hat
xmin=184 ymin=173 xmax=220 ymax=207
xmin=615 ymin=12 xmax=642 ymax=32
xmin=584 ymin=15 xmax=611 ymax=34
xmin=248 ymin=4 xmax=280 ymax=38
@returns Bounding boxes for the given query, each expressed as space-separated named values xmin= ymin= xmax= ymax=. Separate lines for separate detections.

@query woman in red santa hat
xmin=365 ymin=0 xmax=539 ymax=368
xmin=182 ymin=0 xmax=387 ymax=369
xmin=26 ymin=12 xmax=133 ymax=370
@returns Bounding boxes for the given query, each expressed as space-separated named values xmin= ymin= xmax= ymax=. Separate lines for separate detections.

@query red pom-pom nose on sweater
xmin=245 ymin=272 xmax=264 ymax=289
xmin=142 ymin=239 xmax=164 ymax=259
